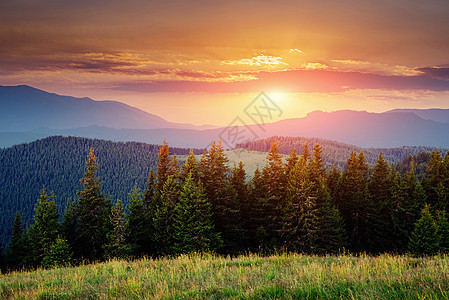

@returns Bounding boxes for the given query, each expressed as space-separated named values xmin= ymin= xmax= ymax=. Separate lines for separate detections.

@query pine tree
xmin=181 ymin=150 xmax=199 ymax=182
xmin=367 ymin=152 xmax=397 ymax=252
xmin=199 ymin=141 xmax=237 ymax=252
xmin=336 ymin=151 xmax=375 ymax=252
xmin=310 ymin=145 xmax=347 ymax=254
xmin=156 ymin=141 xmax=171 ymax=192
xmin=77 ymin=148 xmax=111 ymax=260
xmin=104 ymin=200 xmax=130 ymax=258
xmin=326 ymin=164 xmax=340 ymax=202
xmin=436 ymin=210 xmax=449 ymax=253
xmin=41 ymin=236 xmax=73 ymax=268
xmin=247 ymin=168 xmax=271 ymax=251
xmin=422 ymin=150 xmax=447 ymax=210
xmin=284 ymin=148 xmax=318 ymax=253
xmin=399 ymin=162 xmax=426 ymax=251
xmin=127 ymin=183 xmax=152 ymax=256
xmin=172 ymin=174 xmax=221 ymax=254
xmin=408 ymin=205 xmax=439 ymax=256
xmin=153 ymin=176 xmax=179 ymax=255
xmin=29 ymin=187 xmax=60 ymax=266
xmin=62 ymin=199 xmax=80 ymax=259
xmin=261 ymin=140 xmax=288 ymax=249
xmin=285 ymin=148 xmax=298 ymax=175
xmin=284 ymin=144 xmax=346 ymax=254
xmin=6 ymin=212 xmax=27 ymax=269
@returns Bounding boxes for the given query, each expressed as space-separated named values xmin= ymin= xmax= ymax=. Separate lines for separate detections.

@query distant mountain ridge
xmin=0 ymin=85 xmax=214 ymax=132
xmin=386 ymin=108 xmax=449 ymax=124
xmin=3 ymin=85 xmax=449 ymax=148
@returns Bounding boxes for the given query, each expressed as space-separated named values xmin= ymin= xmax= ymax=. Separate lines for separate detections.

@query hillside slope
xmin=0 ymin=136 xmax=200 ymax=246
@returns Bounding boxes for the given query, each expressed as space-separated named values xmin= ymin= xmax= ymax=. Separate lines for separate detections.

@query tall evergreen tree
xmin=367 ymin=152 xmax=398 ymax=252
xmin=247 ymin=168 xmax=271 ymax=251
xmin=62 ymin=199 xmax=79 ymax=259
xmin=336 ymin=151 xmax=375 ymax=252
xmin=127 ymin=183 xmax=152 ymax=256
xmin=261 ymin=140 xmax=288 ymax=248
xmin=153 ymin=176 xmax=179 ymax=255
xmin=29 ymin=187 xmax=60 ymax=266
xmin=6 ymin=212 xmax=27 ymax=269
xmin=41 ymin=236 xmax=73 ymax=268
xmin=77 ymin=148 xmax=111 ymax=260
xmin=284 ymin=144 xmax=346 ymax=254
xmin=422 ymin=150 xmax=447 ymax=210
xmin=408 ymin=205 xmax=439 ymax=256
xmin=285 ymin=148 xmax=299 ymax=175
xmin=397 ymin=161 xmax=427 ymax=251
xmin=104 ymin=200 xmax=130 ymax=258
xmin=172 ymin=174 xmax=221 ymax=254
xmin=436 ymin=210 xmax=449 ymax=253
xmin=181 ymin=150 xmax=199 ymax=182
xmin=199 ymin=141 xmax=238 ymax=252
xmin=326 ymin=164 xmax=341 ymax=202
xmin=156 ymin=141 xmax=171 ymax=193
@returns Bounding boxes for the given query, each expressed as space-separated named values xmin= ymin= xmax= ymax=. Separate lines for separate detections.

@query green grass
xmin=1 ymin=253 xmax=448 ymax=299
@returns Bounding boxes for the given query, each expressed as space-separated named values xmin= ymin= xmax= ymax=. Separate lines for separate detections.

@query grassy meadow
xmin=1 ymin=253 xmax=448 ymax=299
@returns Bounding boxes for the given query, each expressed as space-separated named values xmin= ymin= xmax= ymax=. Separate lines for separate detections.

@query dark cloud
xmin=417 ymin=67 xmax=449 ymax=81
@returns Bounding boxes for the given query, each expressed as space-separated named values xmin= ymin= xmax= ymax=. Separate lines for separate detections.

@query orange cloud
xmin=221 ymin=55 xmax=287 ymax=67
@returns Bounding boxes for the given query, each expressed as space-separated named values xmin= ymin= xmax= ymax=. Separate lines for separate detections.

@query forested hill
xmin=235 ymin=136 xmax=447 ymax=170
xmin=0 ymin=136 xmax=201 ymax=246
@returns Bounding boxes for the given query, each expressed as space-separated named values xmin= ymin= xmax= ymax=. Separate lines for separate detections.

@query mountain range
xmin=2 ymin=85 xmax=449 ymax=148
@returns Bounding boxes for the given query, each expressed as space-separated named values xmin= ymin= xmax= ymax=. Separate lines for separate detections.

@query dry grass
xmin=1 ymin=253 xmax=448 ymax=299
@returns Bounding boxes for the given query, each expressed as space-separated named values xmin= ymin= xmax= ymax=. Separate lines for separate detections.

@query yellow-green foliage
xmin=1 ymin=253 xmax=448 ymax=299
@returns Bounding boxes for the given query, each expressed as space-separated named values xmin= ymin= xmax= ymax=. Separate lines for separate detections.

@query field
xmin=1 ymin=253 xmax=448 ymax=299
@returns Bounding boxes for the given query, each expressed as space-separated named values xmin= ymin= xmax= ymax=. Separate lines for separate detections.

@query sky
xmin=1 ymin=0 xmax=449 ymax=126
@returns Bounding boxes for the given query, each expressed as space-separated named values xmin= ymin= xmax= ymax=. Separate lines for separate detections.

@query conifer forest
xmin=2 ymin=138 xmax=449 ymax=273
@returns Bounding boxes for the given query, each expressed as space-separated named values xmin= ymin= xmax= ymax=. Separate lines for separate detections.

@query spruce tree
xmin=247 ymin=168 xmax=271 ymax=251
xmin=6 ymin=212 xmax=26 ymax=269
xmin=310 ymin=145 xmax=347 ymax=254
xmin=181 ymin=150 xmax=199 ymax=182
xmin=261 ymin=140 xmax=287 ymax=248
xmin=153 ymin=175 xmax=179 ymax=255
xmin=29 ymin=187 xmax=60 ymax=266
xmin=436 ymin=210 xmax=449 ymax=253
xmin=326 ymin=164 xmax=341 ymax=202
xmin=104 ymin=200 xmax=130 ymax=258
xmin=367 ymin=152 xmax=396 ymax=252
xmin=284 ymin=150 xmax=318 ymax=253
xmin=409 ymin=205 xmax=439 ymax=256
xmin=422 ymin=150 xmax=447 ymax=210
xmin=172 ymin=174 xmax=221 ymax=254
xmin=41 ymin=236 xmax=73 ymax=268
xmin=336 ymin=151 xmax=375 ymax=252
xmin=77 ymin=148 xmax=111 ymax=260
xmin=285 ymin=148 xmax=298 ymax=175
xmin=396 ymin=158 xmax=427 ymax=253
xmin=127 ymin=183 xmax=152 ymax=256
xmin=156 ymin=141 xmax=171 ymax=192
xmin=62 ymin=199 xmax=80 ymax=259
xmin=199 ymin=141 xmax=237 ymax=252
xmin=284 ymin=144 xmax=346 ymax=254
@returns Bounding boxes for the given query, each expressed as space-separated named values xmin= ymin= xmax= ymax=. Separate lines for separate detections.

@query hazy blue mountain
xmin=259 ymin=110 xmax=449 ymax=148
xmin=387 ymin=108 xmax=449 ymax=124
xmin=0 ymin=85 xmax=214 ymax=131
xmin=4 ymin=85 xmax=449 ymax=149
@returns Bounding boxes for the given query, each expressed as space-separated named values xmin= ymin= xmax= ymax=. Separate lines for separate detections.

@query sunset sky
xmin=1 ymin=0 xmax=449 ymax=126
